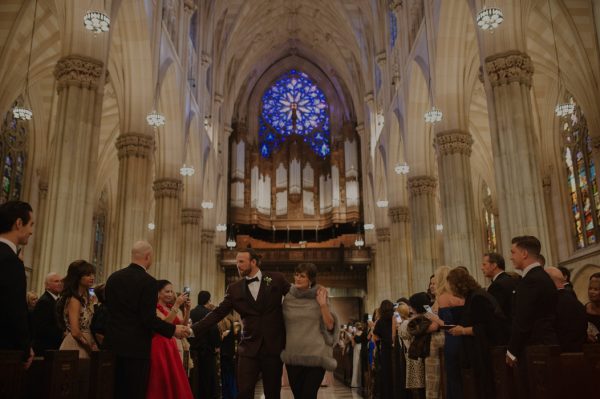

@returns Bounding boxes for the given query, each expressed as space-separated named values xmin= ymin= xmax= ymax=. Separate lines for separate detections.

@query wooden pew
xmin=559 ymin=352 xmax=587 ymax=398
xmin=525 ymin=345 xmax=561 ymax=399
xmin=0 ymin=350 xmax=25 ymax=398
xmin=34 ymin=350 xmax=79 ymax=399
xmin=88 ymin=351 xmax=115 ymax=399
xmin=491 ymin=346 xmax=518 ymax=399
xmin=582 ymin=344 xmax=600 ymax=394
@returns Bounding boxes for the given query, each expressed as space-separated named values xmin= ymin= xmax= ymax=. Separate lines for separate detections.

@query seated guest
xmin=545 ymin=267 xmax=587 ymax=352
xmin=447 ymin=267 xmax=509 ymax=399
xmin=586 ymin=273 xmax=600 ymax=342
xmin=90 ymin=284 xmax=109 ymax=347
xmin=32 ymin=272 xmax=64 ymax=355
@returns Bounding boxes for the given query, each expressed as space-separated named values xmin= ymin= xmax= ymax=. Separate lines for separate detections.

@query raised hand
xmin=316 ymin=286 xmax=328 ymax=306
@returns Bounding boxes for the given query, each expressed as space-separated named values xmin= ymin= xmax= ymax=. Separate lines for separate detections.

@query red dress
xmin=146 ymin=304 xmax=193 ymax=399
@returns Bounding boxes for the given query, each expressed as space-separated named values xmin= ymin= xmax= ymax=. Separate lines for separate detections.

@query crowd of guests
xmin=333 ymin=236 xmax=600 ymax=399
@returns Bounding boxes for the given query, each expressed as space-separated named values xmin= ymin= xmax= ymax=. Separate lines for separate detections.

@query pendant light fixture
xmin=476 ymin=4 xmax=504 ymax=32
xmin=84 ymin=0 xmax=110 ymax=35
xmin=547 ymin=0 xmax=573 ymax=117
xmin=147 ymin=6 xmax=165 ymax=128
xmin=13 ymin=0 xmax=38 ymax=121
xmin=423 ymin=5 xmax=442 ymax=124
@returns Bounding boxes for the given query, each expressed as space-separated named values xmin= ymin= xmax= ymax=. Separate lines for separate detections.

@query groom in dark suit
xmin=192 ymin=248 xmax=291 ymax=399
xmin=104 ymin=241 xmax=190 ymax=399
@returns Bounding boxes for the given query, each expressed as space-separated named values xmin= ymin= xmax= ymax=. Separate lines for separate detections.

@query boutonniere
xmin=264 ymin=276 xmax=272 ymax=286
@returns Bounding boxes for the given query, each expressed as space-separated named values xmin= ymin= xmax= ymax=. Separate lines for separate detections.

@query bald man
xmin=32 ymin=272 xmax=64 ymax=354
xmin=104 ymin=241 xmax=190 ymax=399
xmin=545 ymin=266 xmax=587 ymax=352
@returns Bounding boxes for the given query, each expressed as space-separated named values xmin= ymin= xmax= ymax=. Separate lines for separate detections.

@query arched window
xmin=389 ymin=10 xmax=398 ymax=48
xmin=259 ymin=69 xmax=330 ymax=158
xmin=92 ymin=192 xmax=108 ymax=281
xmin=563 ymin=98 xmax=600 ymax=249
xmin=0 ymin=103 xmax=27 ymax=204
xmin=482 ymin=185 xmax=498 ymax=252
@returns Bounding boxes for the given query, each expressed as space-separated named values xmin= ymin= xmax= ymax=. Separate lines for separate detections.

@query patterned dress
xmin=59 ymin=296 xmax=94 ymax=359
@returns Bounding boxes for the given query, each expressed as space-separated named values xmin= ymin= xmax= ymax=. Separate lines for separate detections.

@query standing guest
xmin=189 ymin=290 xmax=221 ymax=399
xmin=372 ymin=300 xmax=395 ymax=399
xmin=446 ymin=267 xmax=509 ymax=399
xmin=57 ymin=260 xmax=98 ymax=398
xmin=558 ymin=266 xmax=575 ymax=294
xmin=545 ymin=267 xmax=587 ymax=352
xmin=32 ymin=272 xmax=64 ymax=355
xmin=104 ymin=241 xmax=190 ymax=399
xmin=506 ymin=235 xmax=558 ymax=398
xmin=146 ymin=280 xmax=193 ymax=399
xmin=191 ymin=248 xmax=290 ymax=399
xmin=281 ymin=263 xmax=339 ymax=399
xmin=0 ymin=200 xmax=34 ymax=369
xmin=350 ymin=322 xmax=364 ymax=388
xmin=481 ymin=252 xmax=517 ymax=324
xmin=585 ymin=273 xmax=600 ymax=342
xmin=90 ymin=284 xmax=108 ymax=347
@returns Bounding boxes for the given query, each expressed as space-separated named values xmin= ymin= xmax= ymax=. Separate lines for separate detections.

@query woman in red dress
xmin=146 ymin=280 xmax=193 ymax=399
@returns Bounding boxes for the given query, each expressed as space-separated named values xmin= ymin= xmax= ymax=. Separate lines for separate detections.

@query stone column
xmin=408 ymin=176 xmax=439 ymax=291
xmin=484 ymin=51 xmax=551 ymax=261
xmin=31 ymin=181 xmax=48 ymax=292
xmin=374 ymin=227 xmax=392 ymax=303
xmin=389 ymin=206 xmax=413 ymax=297
xmin=200 ymin=229 xmax=217 ymax=294
xmin=181 ymin=208 xmax=202 ymax=302
xmin=434 ymin=130 xmax=481 ymax=278
xmin=110 ymin=133 xmax=155 ymax=272
xmin=152 ymin=178 xmax=183 ymax=284
xmin=38 ymin=55 xmax=105 ymax=276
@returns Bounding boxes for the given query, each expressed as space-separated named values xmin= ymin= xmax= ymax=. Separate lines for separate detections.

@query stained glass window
xmin=483 ymin=186 xmax=498 ymax=252
xmin=389 ymin=10 xmax=398 ymax=48
xmin=259 ymin=69 xmax=330 ymax=158
xmin=563 ymin=98 xmax=600 ymax=249
xmin=0 ymin=103 xmax=27 ymax=204
xmin=92 ymin=212 xmax=106 ymax=281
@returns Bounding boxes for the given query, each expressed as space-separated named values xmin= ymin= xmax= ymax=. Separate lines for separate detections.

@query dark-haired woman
xmin=146 ymin=280 xmax=193 ymax=399
xmin=281 ymin=263 xmax=339 ymax=399
xmin=446 ymin=267 xmax=508 ymax=399
xmin=58 ymin=260 xmax=97 ymax=398
xmin=586 ymin=273 xmax=600 ymax=342
xmin=373 ymin=300 xmax=395 ymax=399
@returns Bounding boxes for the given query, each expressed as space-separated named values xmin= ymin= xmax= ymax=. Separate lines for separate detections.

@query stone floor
xmin=254 ymin=380 xmax=364 ymax=399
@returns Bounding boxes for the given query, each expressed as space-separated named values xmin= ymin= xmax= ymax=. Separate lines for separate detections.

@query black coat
xmin=0 ymin=242 xmax=30 ymax=359
xmin=103 ymin=264 xmax=175 ymax=359
xmin=508 ymin=266 xmax=558 ymax=357
xmin=555 ymin=289 xmax=587 ymax=352
xmin=487 ymin=272 xmax=517 ymax=324
xmin=31 ymin=291 xmax=64 ymax=353
xmin=189 ymin=305 xmax=220 ymax=356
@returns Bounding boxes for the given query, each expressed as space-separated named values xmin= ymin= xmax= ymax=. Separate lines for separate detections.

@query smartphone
xmin=88 ymin=288 xmax=95 ymax=296
xmin=367 ymin=314 xmax=373 ymax=322
xmin=439 ymin=324 xmax=457 ymax=330
xmin=423 ymin=304 xmax=433 ymax=313
xmin=183 ymin=286 xmax=191 ymax=296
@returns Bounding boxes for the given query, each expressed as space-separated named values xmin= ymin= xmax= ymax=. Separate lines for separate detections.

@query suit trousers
xmin=237 ymin=352 xmax=283 ymax=399
xmin=194 ymin=353 xmax=218 ymax=399
xmin=286 ymin=364 xmax=325 ymax=399
xmin=114 ymin=356 xmax=150 ymax=399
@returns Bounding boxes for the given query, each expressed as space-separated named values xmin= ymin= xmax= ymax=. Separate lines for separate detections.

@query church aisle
xmin=254 ymin=380 xmax=363 ymax=399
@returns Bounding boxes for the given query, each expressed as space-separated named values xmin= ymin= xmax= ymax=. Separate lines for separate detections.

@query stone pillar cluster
xmin=389 ymin=206 xmax=412 ymax=297
xmin=152 ymin=178 xmax=183 ymax=284
xmin=181 ymin=208 xmax=203 ymax=297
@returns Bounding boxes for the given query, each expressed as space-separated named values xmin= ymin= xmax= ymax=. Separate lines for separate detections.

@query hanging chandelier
xmin=354 ymin=234 xmax=365 ymax=248
xmin=476 ymin=6 xmax=504 ymax=31
xmin=146 ymin=110 xmax=166 ymax=128
xmin=216 ymin=224 xmax=227 ymax=232
xmin=84 ymin=10 xmax=110 ymax=34
xmin=13 ymin=106 xmax=32 ymax=121
xmin=180 ymin=164 xmax=195 ymax=176
xmin=147 ymin=222 xmax=156 ymax=230
xmin=376 ymin=200 xmax=389 ymax=208
xmin=424 ymin=106 xmax=443 ymax=124
xmin=226 ymin=237 xmax=237 ymax=249
xmin=547 ymin=0 xmax=573 ymax=118
xmin=394 ymin=162 xmax=410 ymax=175
xmin=13 ymin=0 xmax=38 ymax=121
xmin=363 ymin=223 xmax=375 ymax=231
xmin=555 ymin=102 xmax=575 ymax=118
xmin=201 ymin=201 xmax=214 ymax=209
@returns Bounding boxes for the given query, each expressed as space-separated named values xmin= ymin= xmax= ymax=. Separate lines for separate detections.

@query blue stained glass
xmin=389 ymin=11 xmax=398 ymax=47
xmin=259 ymin=69 xmax=330 ymax=158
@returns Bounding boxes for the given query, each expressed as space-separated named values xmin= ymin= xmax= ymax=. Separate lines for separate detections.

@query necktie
xmin=246 ymin=276 xmax=259 ymax=284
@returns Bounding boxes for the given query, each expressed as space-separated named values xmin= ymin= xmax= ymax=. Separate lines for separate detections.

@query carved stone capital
xmin=484 ymin=50 xmax=533 ymax=88
xmin=153 ymin=178 xmax=182 ymax=199
xmin=201 ymin=229 xmax=215 ymax=243
xmin=408 ymin=176 xmax=437 ymax=196
xmin=115 ymin=133 xmax=155 ymax=160
xmin=54 ymin=55 xmax=104 ymax=92
xmin=181 ymin=208 xmax=202 ymax=225
xmin=434 ymin=130 xmax=473 ymax=157
xmin=376 ymin=227 xmax=391 ymax=241
xmin=389 ymin=206 xmax=409 ymax=223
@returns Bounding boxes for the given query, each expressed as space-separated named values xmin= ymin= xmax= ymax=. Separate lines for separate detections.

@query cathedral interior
xmin=2 ymin=0 xmax=600 ymax=318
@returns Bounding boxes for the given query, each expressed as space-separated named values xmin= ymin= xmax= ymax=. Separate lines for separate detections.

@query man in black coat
xmin=104 ymin=241 xmax=190 ymax=399
xmin=189 ymin=290 xmax=221 ymax=399
xmin=32 ymin=272 xmax=64 ymax=354
xmin=0 ymin=201 xmax=34 ymax=370
xmin=506 ymin=235 xmax=558 ymax=367
xmin=546 ymin=266 xmax=587 ymax=352
xmin=481 ymin=252 xmax=517 ymax=325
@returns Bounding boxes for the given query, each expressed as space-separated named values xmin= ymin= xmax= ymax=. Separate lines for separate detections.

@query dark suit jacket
xmin=508 ymin=266 xmax=558 ymax=357
xmin=555 ymin=289 xmax=587 ymax=352
xmin=31 ymin=291 xmax=64 ymax=353
xmin=0 ymin=242 xmax=30 ymax=359
xmin=189 ymin=305 xmax=220 ymax=356
xmin=192 ymin=271 xmax=290 ymax=358
xmin=487 ymin=271 xmax=517 ymax=324
xmin=103 ymin=263 xmax=175 ymax=359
